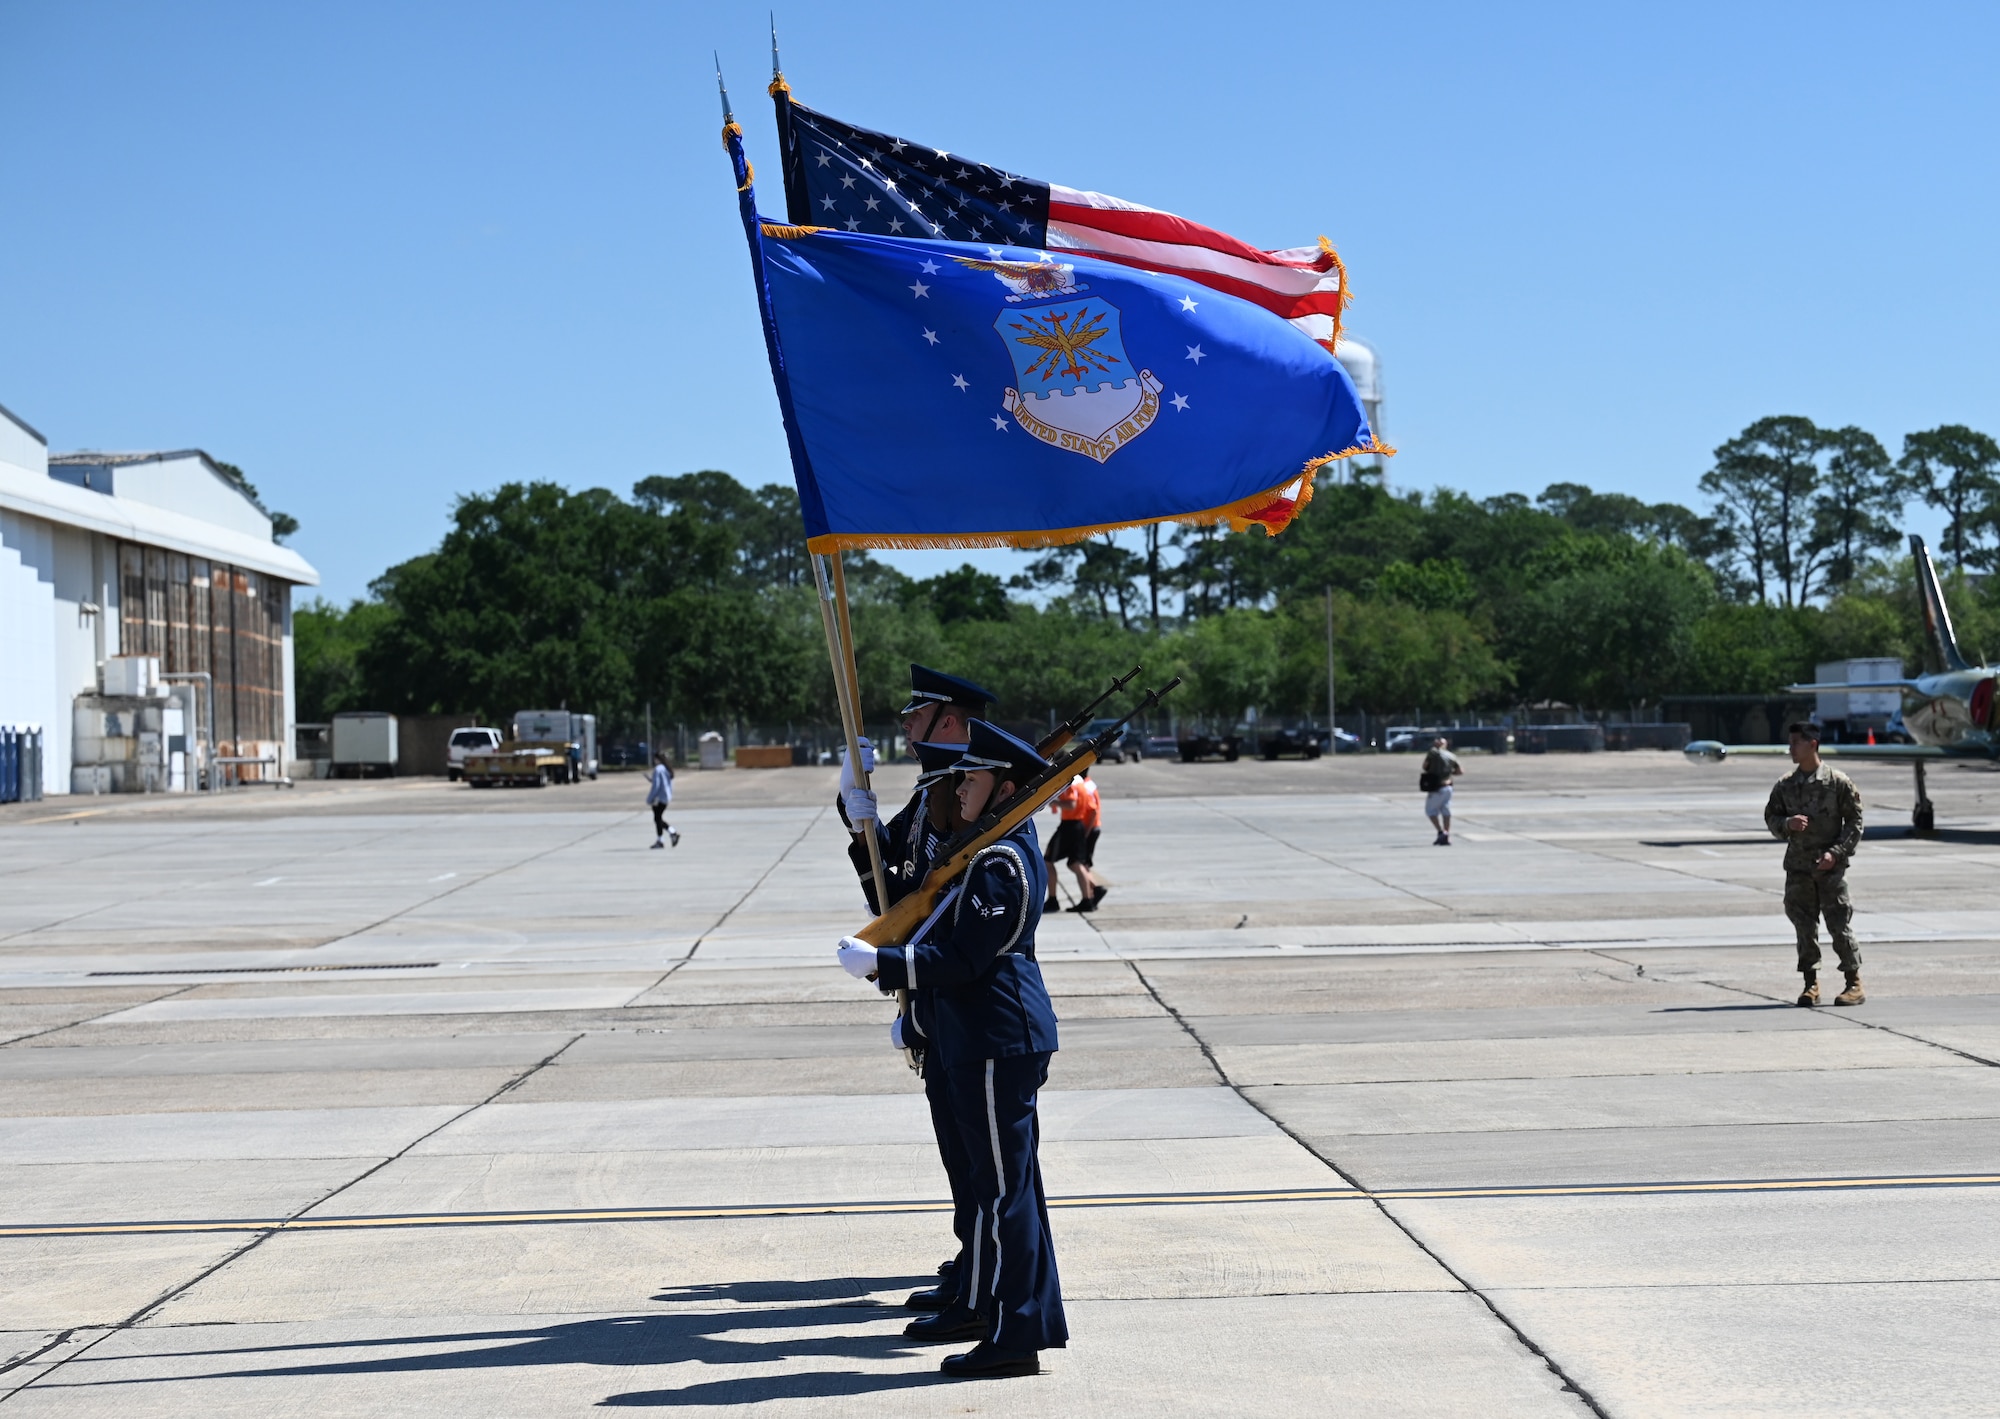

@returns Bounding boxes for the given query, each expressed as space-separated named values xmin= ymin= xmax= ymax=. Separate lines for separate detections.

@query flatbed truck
xmin=461 ymin=741 xmax=571 ymax=788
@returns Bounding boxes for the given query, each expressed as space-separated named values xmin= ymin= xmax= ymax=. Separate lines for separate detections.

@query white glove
xmin=890 ymin=1016 xmax=907 ymax=1050
xmin=841 ymin=786 xmax=879 ymax=824
xmin=837 ymin=936 xmax=879 ymax=980
xmin=837 ymin=738 xmax=877 ymax=793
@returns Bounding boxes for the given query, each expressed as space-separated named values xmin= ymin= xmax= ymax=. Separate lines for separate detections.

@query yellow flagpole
xmin=813 ymin=551 xmax=912 ymax=1064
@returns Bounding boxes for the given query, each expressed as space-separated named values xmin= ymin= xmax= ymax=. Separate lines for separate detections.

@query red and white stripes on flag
xmin=1045 ymin=185 xmax=1349 ymax=355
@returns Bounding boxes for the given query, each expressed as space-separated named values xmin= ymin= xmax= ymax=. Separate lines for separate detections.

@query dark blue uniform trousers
xmin=943 ymin=1052 xmax=1067 ymax=1352
xmin=922 ymin=1061 xmax=977 ymax=1277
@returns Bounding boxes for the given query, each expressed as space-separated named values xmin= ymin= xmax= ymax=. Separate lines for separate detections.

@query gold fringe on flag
xmin=801 ymin=437 xmax=1395 ymax=554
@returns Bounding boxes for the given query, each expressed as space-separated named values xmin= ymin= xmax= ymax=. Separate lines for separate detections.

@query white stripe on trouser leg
xmin=968 ymin=1205 xmax=982 ymax=1302
xmin=985 ymin=1059 xmax=1005 ymax=1306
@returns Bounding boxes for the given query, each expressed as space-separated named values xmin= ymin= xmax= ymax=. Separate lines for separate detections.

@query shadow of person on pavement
xmin=50 ymin=1275 xmax=957 ymax=1404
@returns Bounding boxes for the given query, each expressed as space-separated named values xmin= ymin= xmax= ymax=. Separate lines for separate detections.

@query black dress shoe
xmin=940 ymin=1341 xmax=1040 ymax=1378
xmin=903 ymin=1285 xmax=953 ymax=1311
xmin=904 ymin=1307 xmax=988 ymax=1343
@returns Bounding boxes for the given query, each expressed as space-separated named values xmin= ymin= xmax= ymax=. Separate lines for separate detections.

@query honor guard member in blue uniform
xmin=832 ymin=666 xmax=995 ymax=1308
xmin=890 ymin=741 xmax=984 ymax=1329
xmin=837 ymin=720 xmax=1067 ymax=1380
xmin=836 ymin=664 xmax=997 ymax=906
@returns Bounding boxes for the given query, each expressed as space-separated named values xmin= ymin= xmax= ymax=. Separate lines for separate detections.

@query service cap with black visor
xmin=838 ymin=664 xmax=997 ymax=837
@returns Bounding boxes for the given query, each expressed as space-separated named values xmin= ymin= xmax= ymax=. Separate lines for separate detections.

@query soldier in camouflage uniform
xmin=1763 ymin=721 xmax=1865 ymax=1007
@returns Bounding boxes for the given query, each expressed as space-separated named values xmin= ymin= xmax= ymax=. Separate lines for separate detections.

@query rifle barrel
xmin=1036 ymin=664 xmax=1142 ymax=757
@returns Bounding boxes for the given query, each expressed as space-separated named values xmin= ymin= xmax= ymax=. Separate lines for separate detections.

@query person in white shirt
xmin=647 ymin=752 xmax=679 ymax=849
xmin=1421 ymin=737 xmax=1462 ymax=846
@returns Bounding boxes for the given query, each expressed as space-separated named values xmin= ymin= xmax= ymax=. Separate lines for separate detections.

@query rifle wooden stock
xmin=853 ymin=741 xmax=1103 ymax=948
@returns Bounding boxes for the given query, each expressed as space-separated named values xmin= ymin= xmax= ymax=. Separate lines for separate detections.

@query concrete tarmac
xmin=2 ymin=751 xmax=1998 ymax=1415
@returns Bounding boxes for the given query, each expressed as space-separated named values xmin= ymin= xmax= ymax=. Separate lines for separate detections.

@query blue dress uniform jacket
xmin=872 ymin=818 xmax=1058 ymax=1072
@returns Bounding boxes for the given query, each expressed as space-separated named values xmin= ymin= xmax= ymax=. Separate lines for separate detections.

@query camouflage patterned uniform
xmin=1763 ymin=764 xmax=1864 ymax=975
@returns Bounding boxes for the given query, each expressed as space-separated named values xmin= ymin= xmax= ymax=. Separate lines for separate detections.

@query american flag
xmin=774 ymin=90 xmax=1349 ymax=355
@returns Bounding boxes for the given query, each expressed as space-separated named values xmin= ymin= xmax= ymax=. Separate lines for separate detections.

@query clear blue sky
xmin=4 ymin=1 xmax=1995 ymax=603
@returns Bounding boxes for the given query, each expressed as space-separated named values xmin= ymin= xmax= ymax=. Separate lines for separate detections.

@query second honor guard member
xmin=836 ymin=665 xmax=996 ymax=905
xmin=1765 ymin=721 xmax=1866 ymax=1007
xmin=894 ymin=741 xmax=982 ymax=1327
xmin=838 ymin=720 xmax=1067 ymax=1379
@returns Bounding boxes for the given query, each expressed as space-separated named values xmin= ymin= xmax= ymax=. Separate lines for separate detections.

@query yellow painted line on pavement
xmin=4 ymin=1173 xmax=1997 ymax=1240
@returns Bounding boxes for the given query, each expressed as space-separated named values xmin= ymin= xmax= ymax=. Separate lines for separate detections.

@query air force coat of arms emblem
xmin=955 ymin=257 xmax=1162 ymax=463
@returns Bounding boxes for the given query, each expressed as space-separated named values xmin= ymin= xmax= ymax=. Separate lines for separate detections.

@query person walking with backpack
xmin=647 ymin=751 xmax=679 ymax=849
xmin=1421 ymin=736 xmax=1462 ymax=846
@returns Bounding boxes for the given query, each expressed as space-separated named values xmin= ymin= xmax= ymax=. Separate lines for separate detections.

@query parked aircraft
xmin=1685 ymin=535 xmax=1997 ymax=834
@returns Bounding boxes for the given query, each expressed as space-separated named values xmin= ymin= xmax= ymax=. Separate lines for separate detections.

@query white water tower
xmin=1333 ymin=334 xmax=1386 ymax=477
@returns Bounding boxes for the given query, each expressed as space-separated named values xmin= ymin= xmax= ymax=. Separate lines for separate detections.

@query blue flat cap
xmin=912 ymin=739 xmax=969 ymax=788
xmin=952 ymin=719 xmax=1050 ymax=783
xmin=900 ymin=664 xmax=999 ymax=718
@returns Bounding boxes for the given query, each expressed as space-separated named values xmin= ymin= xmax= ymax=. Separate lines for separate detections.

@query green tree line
xmin=296 ymin=416 xmax=2000 ymax=731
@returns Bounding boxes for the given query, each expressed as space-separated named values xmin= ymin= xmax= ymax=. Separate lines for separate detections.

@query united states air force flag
xmin=727 ymin=121 xmax=1386 ymax=552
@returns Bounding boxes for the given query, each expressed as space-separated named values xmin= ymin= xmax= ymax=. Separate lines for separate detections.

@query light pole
xmin=1324 ymin=585 xmax=1336 ymax=754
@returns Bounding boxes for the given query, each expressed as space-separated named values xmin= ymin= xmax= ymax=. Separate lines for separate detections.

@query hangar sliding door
xmin=117 ymin=541 xmax=289 ymax=762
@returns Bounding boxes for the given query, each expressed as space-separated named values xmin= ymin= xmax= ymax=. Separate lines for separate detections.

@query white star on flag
xmin=922 ymin=328 xmax=940 ymax=345
xmin=918 ymin=259 xmax=940 ymax=275
xmin=1170 ymin=393 xmax=1190 ymax=412
xmin=991 ymin=414 xmax=1008 ymax=431
xmin=1179 ymin=295 xmax=1199 ymax=312
xmin=1185 ymin=345 xmax=1206 ymax=364
xmin=951 ymin=374 xmax=970 ymax=391
xmin=909 ymin=280 xmax=930 ymax=298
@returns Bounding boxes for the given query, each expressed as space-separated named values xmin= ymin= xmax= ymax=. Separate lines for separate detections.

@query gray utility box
xmin=512 ymin=710 xmax=598 ymax=778
xmin=331 ymin=712 xmax=399 ymax=774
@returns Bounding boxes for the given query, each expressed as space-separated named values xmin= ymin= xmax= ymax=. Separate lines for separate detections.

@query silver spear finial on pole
xmin=715 ymin=52 xmax=734 ymax=124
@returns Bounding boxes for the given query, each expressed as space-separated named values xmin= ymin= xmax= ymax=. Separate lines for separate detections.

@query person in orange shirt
xmin=1044 ymin=768 xmax=1106 ymax=913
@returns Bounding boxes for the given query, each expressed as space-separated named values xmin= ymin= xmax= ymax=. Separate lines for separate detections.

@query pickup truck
xmin=1177 ymin=732 xmax=1242 ymax=762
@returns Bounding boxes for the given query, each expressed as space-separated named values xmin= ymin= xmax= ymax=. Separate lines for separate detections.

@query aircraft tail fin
xmin=1912 ymin=534 xmax=1971 ymax=673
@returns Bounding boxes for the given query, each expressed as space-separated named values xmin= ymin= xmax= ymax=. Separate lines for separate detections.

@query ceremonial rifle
xmin=854 ymin=678 xmax=1181 ymax=948
xmin=1036 ymin=665 xmax=1142 ymax=759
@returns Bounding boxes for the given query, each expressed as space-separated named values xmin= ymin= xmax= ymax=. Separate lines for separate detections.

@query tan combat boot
xmin=1796 ymin=973 xmax=1820 ymax=1007
xmin=1834 ymin=972 xmax=1865 ymax=1007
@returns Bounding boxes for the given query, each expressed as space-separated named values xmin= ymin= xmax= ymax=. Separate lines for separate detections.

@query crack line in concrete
xmin=1589 ymin=949 xmax=2000 ymax=1070
xmin=1192 ymin=797 xmax=1458 ymax=913
xmin=1120 ymin=957 xmax=1612 ymax=1419
xmin=0 ymin=819 xmax=425 ymax=948
xmin=0 ymin=1032 xmax=585 ymax=1405
xmin=0 ymin=985 xmax=200 ymax=1049
xmin=629 ymin=805 xmax=831 ymax=1000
